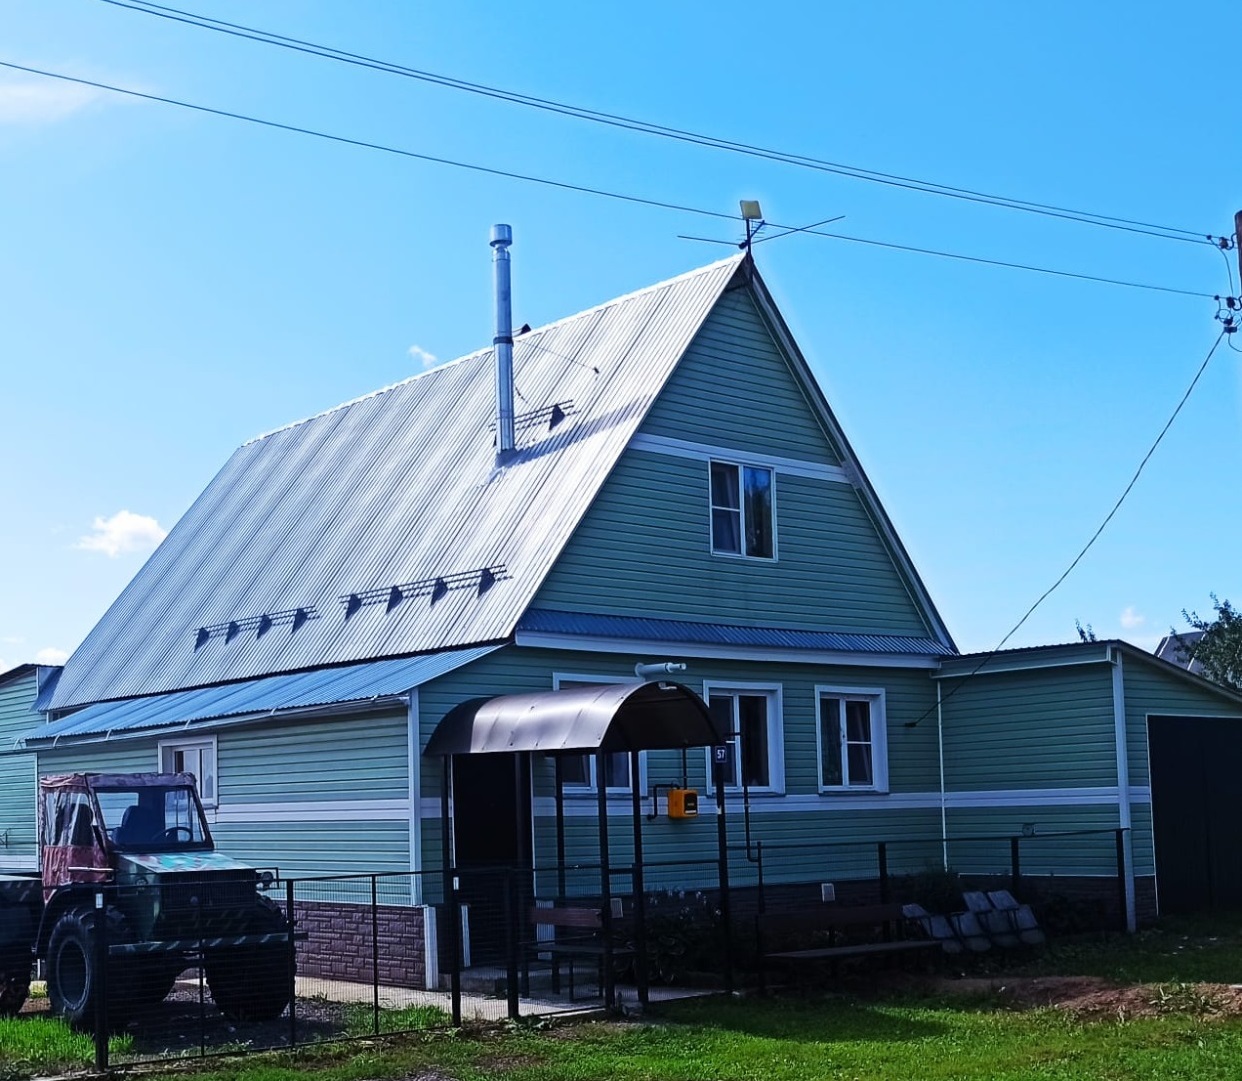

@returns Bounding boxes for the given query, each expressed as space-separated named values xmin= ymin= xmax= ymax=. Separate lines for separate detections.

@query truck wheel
xmin=205 ymin=899 xmax=294 ymax=1022
xmin=0 ymin=942 xmax=31 ymax=1017
xmin=46 ymin=908 xmax=132 ymax=1030
xmin=130 ymin=960 xmax=183 ymax=1007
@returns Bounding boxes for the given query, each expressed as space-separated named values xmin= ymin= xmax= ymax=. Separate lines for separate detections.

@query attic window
xmin=710 ymin=460 xmax=775 ymax=559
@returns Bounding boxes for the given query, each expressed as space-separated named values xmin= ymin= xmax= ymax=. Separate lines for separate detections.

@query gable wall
xmin=1121 ymin=655 xmax=1242 ymax=788
xmin=532 ymin=289 xmax=933 ymax=636
xmin=0 ymin=671 xmax=39 ymax=868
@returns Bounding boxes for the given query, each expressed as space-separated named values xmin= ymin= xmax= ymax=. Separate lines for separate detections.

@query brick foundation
xmin=293 ymin=900 xmax=431 ymax=989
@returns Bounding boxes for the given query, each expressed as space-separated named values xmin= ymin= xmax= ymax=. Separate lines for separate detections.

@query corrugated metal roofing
xmin=516 ymin=608 xmax=955 ymax=656
xmin=25 ymin=646 xmax=499 ymax=747
xmin=51 ymin=257 xmax=745 ymax=709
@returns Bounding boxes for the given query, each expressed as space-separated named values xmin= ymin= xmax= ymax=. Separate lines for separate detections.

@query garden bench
xmin=756 ymin=902 xmax=939 ymax=985
xmin=523 ymin=905 xmax=634 ymax=1000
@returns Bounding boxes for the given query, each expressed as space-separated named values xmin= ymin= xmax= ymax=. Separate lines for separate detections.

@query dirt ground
xmin=928 ymin=974 xmax=1242 ymax=1019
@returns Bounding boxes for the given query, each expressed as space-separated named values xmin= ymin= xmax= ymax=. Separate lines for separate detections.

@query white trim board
xmin=628 ymin=433 xmax=850 ymax=483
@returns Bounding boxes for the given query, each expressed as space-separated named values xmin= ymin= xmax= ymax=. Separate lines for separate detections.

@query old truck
xmin=0 ymin=772 xmax=296 ymax=1028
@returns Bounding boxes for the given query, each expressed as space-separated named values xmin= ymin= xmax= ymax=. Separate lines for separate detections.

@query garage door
xmin=1148 ymin=715 xmax=1242 ymax=914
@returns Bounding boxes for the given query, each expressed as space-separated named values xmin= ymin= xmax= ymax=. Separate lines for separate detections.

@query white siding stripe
xmin=629 ymin=433 xmax=850 ymax=483
xmin=416 ymin=787 xmax=1152 ymax=819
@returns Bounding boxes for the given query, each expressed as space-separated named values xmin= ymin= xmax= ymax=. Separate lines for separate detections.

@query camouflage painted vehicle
xmin=0 ymin=773 xmax=296 ymax=1028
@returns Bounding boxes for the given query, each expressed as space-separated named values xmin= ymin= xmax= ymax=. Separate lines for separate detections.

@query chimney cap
xmin=491 ymin=223 xmax=513 ymax=248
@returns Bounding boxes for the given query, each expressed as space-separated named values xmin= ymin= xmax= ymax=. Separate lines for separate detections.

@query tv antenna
xmin=678 ymin=201 xmax=844 ymax=251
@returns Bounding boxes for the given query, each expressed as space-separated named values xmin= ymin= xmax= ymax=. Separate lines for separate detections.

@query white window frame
xmin=552 ymin=674 xmax=646 ymax=794
xmin=814 ymin=686 xmax=888 ymax=793
xmin=158 ymin=736 xmax=219 ymax=808
xmin=702 ymin=682 xmax=784 ymax=794
xmin=709 ymin=459 xmax=777 ymax=561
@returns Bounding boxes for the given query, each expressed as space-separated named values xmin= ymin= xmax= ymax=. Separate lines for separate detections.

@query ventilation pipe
xmin=491 ymin=224 xmax=516 ymax=459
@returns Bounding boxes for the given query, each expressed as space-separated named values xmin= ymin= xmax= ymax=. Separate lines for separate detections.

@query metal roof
xmin=516 ymin=608 xmax=955 ymax=656
xmin=424 ymin=680 xmax=723 ymax=757
xmin=24 ymin=646 xmax=499 ymax=748
xmin=51 ymin=257 xmax=745 ymax=709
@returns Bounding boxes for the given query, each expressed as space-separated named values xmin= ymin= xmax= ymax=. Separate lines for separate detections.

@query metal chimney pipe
xmin=491 ymin=224 xmax=515 ymax=459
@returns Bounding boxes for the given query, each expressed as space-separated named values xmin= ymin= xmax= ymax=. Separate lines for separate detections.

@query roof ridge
xmin=243 ymin=254 xmax=744 ymax=447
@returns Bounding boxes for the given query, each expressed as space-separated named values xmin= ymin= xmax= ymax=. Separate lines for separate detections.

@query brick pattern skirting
xmin=293 ymin=900 xmax=428 ymax=989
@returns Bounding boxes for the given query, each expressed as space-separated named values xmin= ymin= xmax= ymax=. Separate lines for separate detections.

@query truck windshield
xmin=94 ymin=786 xmax=211 ymax=850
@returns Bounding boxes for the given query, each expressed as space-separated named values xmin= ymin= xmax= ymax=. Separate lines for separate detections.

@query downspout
xmin=937 ymin=680 xmax=947 ymax=871
xmin=1110 ymin=647 xmax=1137 ymax=931
xmin=407 ymin=689 xmax=422 ymax=905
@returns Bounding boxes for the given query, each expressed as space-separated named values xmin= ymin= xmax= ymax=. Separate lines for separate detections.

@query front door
xmin=452 ymin=753 xmax=531 ymax=961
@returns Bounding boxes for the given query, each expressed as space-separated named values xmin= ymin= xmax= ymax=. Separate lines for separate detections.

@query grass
xmin=8 ymin=916 xmax=1242 ymax=1081
xmin=0 ymin=1015 xmax=132 ymax=1077
xmin=342 ymin=1001 xmax=451 ymax=1036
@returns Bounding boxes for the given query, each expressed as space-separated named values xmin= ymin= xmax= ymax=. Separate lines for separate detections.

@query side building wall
xmin=0 ymin=668 xmax=43 ymax=871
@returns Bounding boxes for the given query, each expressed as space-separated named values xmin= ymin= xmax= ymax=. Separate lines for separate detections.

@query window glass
xmin=743 ymin=467 xmax=774 ymax=558
xmin=819 ymin=694 xmax=881 ymax=789
xmin=708 ymin=690 xmax=777 ymax=790
xmin=161 ymin=740 xmax=217 ymax=805
xmin=557 ymin=753 xmax=590 ymax=787
xmin=710 ymin=462 xmax=742 ymax=554
xmin=819 ymin=697 xmax=843 ymax=786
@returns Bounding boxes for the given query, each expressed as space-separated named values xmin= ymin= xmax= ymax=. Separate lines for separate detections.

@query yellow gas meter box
xmin=667 ymin=788 xmax=698 ymax=818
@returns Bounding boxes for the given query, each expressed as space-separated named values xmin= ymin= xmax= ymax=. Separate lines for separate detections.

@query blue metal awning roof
xmin=515 ymin=609 xmax=955 ymax=657
xmin=19 ymin=646 xmax=500 ymax=749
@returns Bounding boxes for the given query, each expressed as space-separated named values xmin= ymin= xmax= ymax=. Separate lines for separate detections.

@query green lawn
xmin=7 ymin=916 xmax=1242 ymax=1081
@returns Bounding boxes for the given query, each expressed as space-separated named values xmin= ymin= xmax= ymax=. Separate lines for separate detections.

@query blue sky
xmin=1 ymin=0 xmax=1238 ymax=672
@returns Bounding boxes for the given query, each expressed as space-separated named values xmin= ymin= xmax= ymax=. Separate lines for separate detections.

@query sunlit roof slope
xmin=51 ymin=256 xmax=745 ymax=709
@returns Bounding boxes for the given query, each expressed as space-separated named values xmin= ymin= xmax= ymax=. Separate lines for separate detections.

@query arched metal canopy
xmin=424 ymin=680 xmax=723 ymax=757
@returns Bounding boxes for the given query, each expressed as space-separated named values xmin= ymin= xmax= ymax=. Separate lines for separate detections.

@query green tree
xmin=1176 ymin=595 xmax=1242 ymax=694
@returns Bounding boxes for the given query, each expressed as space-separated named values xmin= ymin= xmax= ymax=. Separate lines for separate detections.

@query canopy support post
xmin=596 ymin=750 xmax=615 ymax=1010
xmin=630 ymin=749 xmax=649 ymax=1007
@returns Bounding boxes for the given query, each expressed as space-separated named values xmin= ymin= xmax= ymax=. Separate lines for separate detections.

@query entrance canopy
xmin=424 ymin=680 xmax=722 ymax=757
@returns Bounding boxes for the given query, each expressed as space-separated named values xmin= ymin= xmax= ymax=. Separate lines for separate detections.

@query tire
xmin=205 ymin=898 xmax=294 ymax=1023
xmin=46 ymin=908 xmax=133 ymax=1031
xmin=0 ymin=941 xmax=31 ymax=1017
xmin=130 ymin=959 xmax=183 ymax=1007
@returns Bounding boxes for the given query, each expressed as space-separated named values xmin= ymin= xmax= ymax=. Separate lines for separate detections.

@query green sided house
xmin=7 ymin=243 xmax=1242 ymax=986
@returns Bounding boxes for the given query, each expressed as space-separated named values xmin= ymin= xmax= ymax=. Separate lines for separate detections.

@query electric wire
xmin=95 ymin=0 xmax=1211 ymax=246
xmin=0 ymin=60 xmax=1218 ymax=302
xmin=907 ymin=328 xmax=1229 ymax=725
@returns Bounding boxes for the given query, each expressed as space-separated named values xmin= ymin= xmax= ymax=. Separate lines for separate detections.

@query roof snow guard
xmin=424 ymin=680 xmax=723 ymax=757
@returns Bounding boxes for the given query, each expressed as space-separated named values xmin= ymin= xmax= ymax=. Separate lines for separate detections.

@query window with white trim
xmin=710 ymin=460 xmax=775 ymax=559
xmin=703 ymin=685 xmax=783 ymax=792
xmin=552 ymin=675 xmax=642 ymax=793
xmin=816 ymin=688 xmax=887 ymax=792
xmin=159 ymin=737 xmax=218 ymax=807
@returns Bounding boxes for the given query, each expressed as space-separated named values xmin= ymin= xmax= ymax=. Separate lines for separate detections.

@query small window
xmin=710 ymin=461 xmax=774 ymax=558
xmin=704 ymin=685 xmax=783 ymax=792
xmin=817 ymin=689 xmax=887 ymax=792
xmin=159 ymin=737 xmax=218 ymax=807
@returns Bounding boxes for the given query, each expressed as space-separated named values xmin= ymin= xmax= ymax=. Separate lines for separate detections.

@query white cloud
xmin=408 ymin=343 xmax=438 ymax=368
xmin=34 ymin=647 xmax=69 ymax=666
xmin=0 ymin=635 xmax=23 ymax=646
xmin=1119 ymin=606 xmax=1146 ymax=630
xmin=0 ymin=78 xmax=104 ymax=124
xmin=75 ymin=510 xmax=167 ymax=558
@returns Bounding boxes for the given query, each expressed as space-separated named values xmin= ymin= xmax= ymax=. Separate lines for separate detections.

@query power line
xmin=908 ymin=327 xmax=1228 ymax=725
xmin=0 ymin=59 xmax=1219 ymax=303
xmin=95 ymin=0 xmax=1213 ymax=246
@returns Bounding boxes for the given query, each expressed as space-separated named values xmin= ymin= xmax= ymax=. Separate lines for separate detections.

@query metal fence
xmin=19 ymin=828 xmax=1128 ymax=1069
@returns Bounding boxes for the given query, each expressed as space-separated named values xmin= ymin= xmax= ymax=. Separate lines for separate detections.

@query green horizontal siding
xmin=944 ymin=805 xmax=1125 ymax=877
xmin=640 ymin=287 xmax=843 ymax=464
xmin=0 ymin=672 xmax=39 ymax=863
xmin=221 ymin=710 xmax=408 ymax=804
xmin=419 ymin=644 xmax=941 ymax=875
xmin=534 ymin=452 xmax=931 ymax=634
xmin=940 ymin=665 xmax=1117 ymax=790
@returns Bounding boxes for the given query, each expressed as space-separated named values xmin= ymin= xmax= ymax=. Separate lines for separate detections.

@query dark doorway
xmin=452 ymin=753 xmax=531 ymax=961
xmin=1149 ymin=715 xmax=1242 ymax=913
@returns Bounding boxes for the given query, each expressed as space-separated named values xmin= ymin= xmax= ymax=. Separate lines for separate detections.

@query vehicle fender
xmin=34 ymin=888 xmax=98 ymax=957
